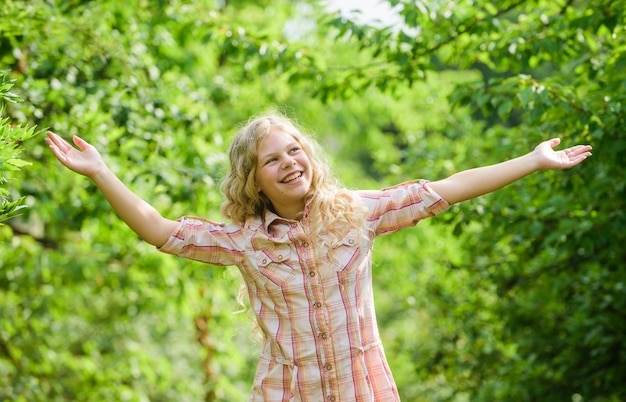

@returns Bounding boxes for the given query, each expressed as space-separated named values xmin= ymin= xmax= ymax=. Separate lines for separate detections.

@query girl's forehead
xmin=259 ymin=127 xmax=299 ymax=146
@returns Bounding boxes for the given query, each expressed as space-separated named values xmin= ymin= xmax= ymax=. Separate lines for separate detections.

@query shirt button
xmin=262 ymin=258 xmax=267 ymax=264
xmin=277 ymin=255 xmax=283 ymax=260
xmin=314 ymin=302 xmax=322 ymax=308
xmin=324 ymin=363 xmax=332 ymax=371
xmin=348 ymin=239 xmax=354 ymax=245
xmin=328 ymin=396 xmax=336 ymax=402
xmin=303 ymin=242 xmax=309 ymax=248
xmin=320 ymin=332 xmax=328 ymax=339
xmin=309 ymin=271 xmax=316 ymax=277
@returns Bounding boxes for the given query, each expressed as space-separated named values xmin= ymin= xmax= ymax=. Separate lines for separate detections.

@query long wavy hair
xmin=221 ymin=113 xmax=368 ymax=241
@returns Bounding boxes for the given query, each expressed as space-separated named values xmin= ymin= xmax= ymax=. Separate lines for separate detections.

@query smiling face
xmin=255 ymin=128 xmax=312 ymax=220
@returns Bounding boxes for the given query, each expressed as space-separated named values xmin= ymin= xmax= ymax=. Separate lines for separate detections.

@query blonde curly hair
xmin=221 ymin=112 xmax=368 ymax=240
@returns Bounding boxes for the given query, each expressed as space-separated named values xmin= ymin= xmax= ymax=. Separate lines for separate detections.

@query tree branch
xmin=416 ymin=0 xmax=528 ymax=57
xmin=7 ymin=222 xmax=59 ymax=249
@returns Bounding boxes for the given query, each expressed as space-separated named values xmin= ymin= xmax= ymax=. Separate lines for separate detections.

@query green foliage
xmin=0 ymin=73 xmax=38 ymax=224
xmin=1 ymin=0 xmax=625 ymax=401
xmin=321 ymin=0 xmax=625 ymax=400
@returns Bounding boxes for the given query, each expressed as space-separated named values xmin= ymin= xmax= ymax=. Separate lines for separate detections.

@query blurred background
xmin=1 ymin=0 xmax=625 ymax=400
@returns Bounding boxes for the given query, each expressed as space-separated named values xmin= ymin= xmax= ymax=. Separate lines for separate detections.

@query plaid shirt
xmin=159 ymin=180 xmax=449 ymax=401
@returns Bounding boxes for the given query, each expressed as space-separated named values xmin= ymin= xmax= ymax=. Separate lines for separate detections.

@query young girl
xmin=46 ymin=113 xmax=591 ymax=401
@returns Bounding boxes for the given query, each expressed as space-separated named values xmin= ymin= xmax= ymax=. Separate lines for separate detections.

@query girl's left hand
xmin=534 ymin=138 xmax=592 ymax=170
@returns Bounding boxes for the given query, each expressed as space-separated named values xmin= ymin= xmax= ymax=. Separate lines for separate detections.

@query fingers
xmin=45 ymin=131 xmax=104 ymax=174
xmin=545 ymin=139 xmax=592 ymax=157
xmin=567 ymin=153 xmax=591 ymax=167
xmin=45 ymin=135 xmax=69 ymax=164
xmin=545 ymin=139 xmax=592 ymax=163
xmin=46 ymin=131 xmax=93 ymax=153
xmin=46 ymin=131 xmax=72 ymax=154
xmin=564 ymin=145 xmax=593 ymax=158
xmin=45 ymin=131 xmax=81 ymax=168
xmin=536 ymin=137 xmax=561 ymax=152
xmin=45 ymin=132 xmax=65 ymax=159
xmin=72 ymin=135 xmax=91 ymax=151
xmin=549 ymin=137 xmax=561 ymax=148
xmin=45 ymin=131 xmax=60 ymax=148
xmin=564 ymin=145 xmax=592 ymax=167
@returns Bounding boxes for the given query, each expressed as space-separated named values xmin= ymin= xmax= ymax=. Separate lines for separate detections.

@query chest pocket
xmin=256 ymin=244 xmax=296 ymax=287
xmin=327 ymin=232 xmax=362 ymax=273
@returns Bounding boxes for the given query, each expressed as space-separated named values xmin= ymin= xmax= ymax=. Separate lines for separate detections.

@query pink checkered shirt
xmin=159 ymin=180 xmax=449 ymax=401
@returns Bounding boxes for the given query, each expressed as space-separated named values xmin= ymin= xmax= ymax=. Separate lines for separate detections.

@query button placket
xmin=289 ymin=219 xmax=338 ymax=400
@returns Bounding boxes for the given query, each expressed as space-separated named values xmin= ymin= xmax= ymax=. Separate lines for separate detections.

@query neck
xmin=268 ymin=199 xmax=305 ymax=221
xmin=274 ymin=206 xmax=304 ymax=221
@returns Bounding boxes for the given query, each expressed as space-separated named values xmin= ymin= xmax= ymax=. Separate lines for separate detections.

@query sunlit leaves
xmin=2 ymin=0 xmax=626 ymax=401
xmin=326 ymin=0 xmax=625 ymax=400
xmin=0 ymin=73 xmax=38 ymax=225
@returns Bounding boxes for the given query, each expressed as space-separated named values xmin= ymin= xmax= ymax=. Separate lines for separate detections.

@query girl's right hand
xmin=45 ymin=131 xmax=106 ymax=179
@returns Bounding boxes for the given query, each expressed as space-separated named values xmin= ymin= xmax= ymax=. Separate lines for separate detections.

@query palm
xmin=535 ymin=138 xmax=592 ymax=170
xmin=46 ymin=132 xmax=105 ymax=178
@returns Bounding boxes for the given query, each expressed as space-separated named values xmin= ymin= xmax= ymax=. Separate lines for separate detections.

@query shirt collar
xmin=260 ymin=195 xmax=315 ymax=234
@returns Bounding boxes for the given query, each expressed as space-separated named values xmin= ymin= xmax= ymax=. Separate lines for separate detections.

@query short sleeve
xmin=158 ymin=216 xmax=244 ymax=266
xmin=360 ymin=180 xmax=450 ymax=236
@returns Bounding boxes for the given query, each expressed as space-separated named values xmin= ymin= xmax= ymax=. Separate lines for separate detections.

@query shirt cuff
xmin=419 ymin=180 xmax=450 ymax=216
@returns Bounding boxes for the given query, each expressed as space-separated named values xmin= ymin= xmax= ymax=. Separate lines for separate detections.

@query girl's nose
xmin=282 ymin=158 xmax=296 ymax=169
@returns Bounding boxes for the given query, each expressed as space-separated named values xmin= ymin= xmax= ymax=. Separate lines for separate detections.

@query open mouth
xmin=281 ymin=171 xmax=302 ymax=183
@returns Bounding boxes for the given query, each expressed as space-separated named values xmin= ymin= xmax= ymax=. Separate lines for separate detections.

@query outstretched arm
xmin=428 ymin=138 xmax=592 ymax=205
xmin=46 ymin=132 xmax=179 ymax=247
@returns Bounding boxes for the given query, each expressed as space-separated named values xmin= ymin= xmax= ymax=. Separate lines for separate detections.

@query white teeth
xmin=282 ymin=172 xmax=302 ymax=183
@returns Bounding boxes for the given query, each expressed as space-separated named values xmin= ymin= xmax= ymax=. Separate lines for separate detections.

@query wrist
xmin=525 ymin=149 xmax=544 ymax=172
xmin=89 ymin=163 xmax=112 ymax=184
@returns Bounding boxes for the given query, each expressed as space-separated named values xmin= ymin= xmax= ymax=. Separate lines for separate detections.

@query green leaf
xmin=497 ymin=98 xmax=513 ymax=120
xmin=5 ymin=158 xmax=31 ymax=168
